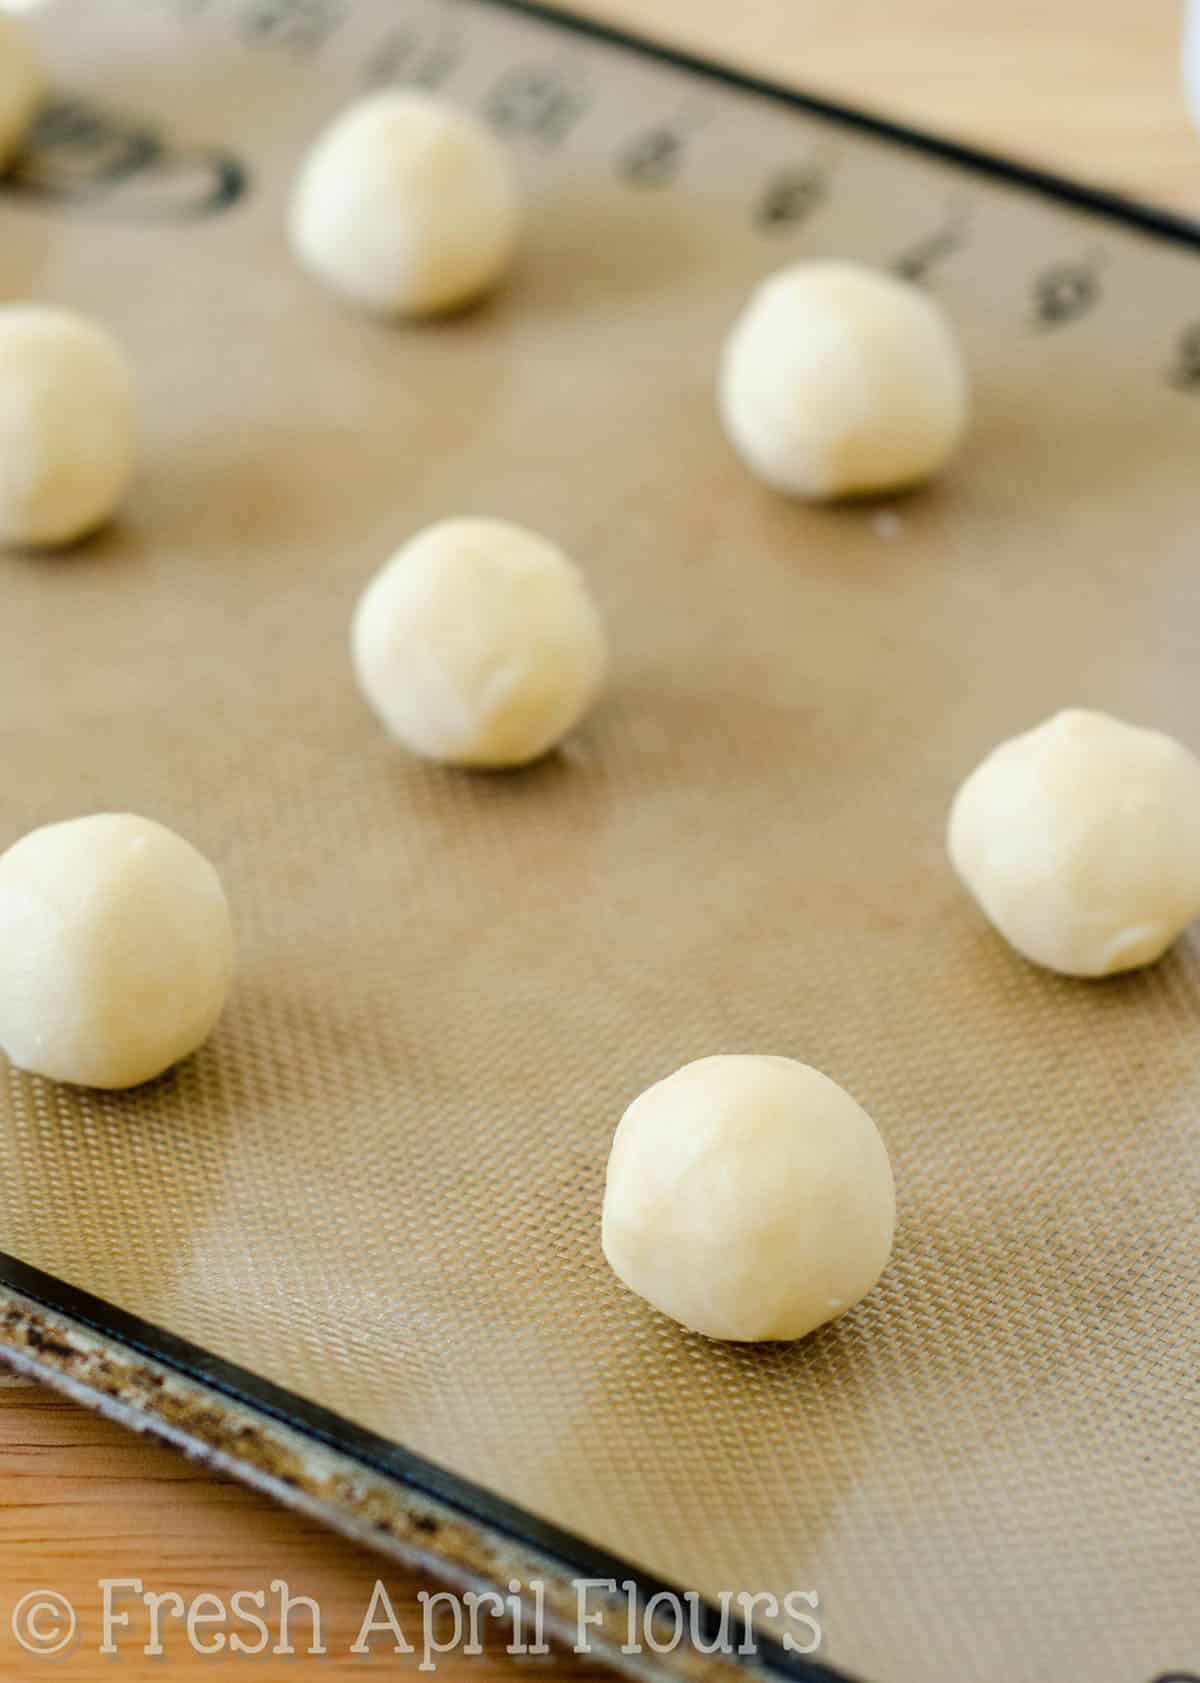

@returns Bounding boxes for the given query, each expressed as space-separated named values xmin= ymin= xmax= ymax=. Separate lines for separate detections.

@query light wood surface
xmin=2 ymin=4 xmax=1196 ymax=1679
xmin=579 ymin=0 xmax=1198 ymax=214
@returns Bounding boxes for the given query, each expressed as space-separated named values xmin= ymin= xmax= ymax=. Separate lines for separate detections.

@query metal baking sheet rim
xmin=0 ymin=1254 xmax=841 ymax=1683
xmin=2 ymin=6 xmax=1199 ymax=1683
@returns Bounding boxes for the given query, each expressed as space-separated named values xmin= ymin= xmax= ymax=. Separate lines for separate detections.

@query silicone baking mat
xmin=0 ymin=4 xmax=1198 ymax=1682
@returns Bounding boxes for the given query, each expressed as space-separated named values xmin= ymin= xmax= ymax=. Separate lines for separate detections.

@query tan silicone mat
xmin=1 ymin=4 xmax=1199 ymax=1681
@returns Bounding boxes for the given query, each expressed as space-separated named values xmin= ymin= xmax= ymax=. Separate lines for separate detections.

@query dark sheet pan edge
xmin=0 ymin=1254 xmax=853 ymax=1683
xmin=494 ymin=0 xmax=1200 ymax=250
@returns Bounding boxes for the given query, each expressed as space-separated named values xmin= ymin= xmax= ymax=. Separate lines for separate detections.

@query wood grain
xmin=2 ymin=3 xmax=1196 ymax=1679
xmin=0 ymin=1380 xmax=614 ymax=1679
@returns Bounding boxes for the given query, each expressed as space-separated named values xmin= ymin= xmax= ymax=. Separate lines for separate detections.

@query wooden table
xmin=2 ymin=4 xmax=1196 ymax=1678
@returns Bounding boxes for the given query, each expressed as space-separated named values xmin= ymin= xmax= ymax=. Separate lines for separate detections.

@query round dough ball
xmin=288 ymin=91 xmax=520 ymax=317
xmin=948 ymin=709 xmax=1200 ymax=977
xmin=0 ymin=814 xmax=236 ymax=1090
xmin=718 ymin=260 xmax=968 ymax=499
xmin=602 ymin=1055 xmax=896 ymax=1343
xmin=0 ymin=305 xmax=138 ymax=547
xmin=0 ymin=13 xmax=44 ymax=171
xmin=353 ymin=517 xmax=608 ymax=768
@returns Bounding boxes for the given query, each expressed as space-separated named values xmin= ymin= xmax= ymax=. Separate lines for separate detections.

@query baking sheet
xmin=1 ymin=4 xmax=1199 ymax=1681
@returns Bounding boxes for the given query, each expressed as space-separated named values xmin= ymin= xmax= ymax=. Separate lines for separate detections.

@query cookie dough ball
xmin=353 ymin=517 xmax=608 ymax=768
xmin=288 ymin=91 xmax=520 ymax=317
xmin=0 ymin=815 xmax=236 ymax=1090
xmin=0 ymin=305 xmax=138 ymax=548
xmin=0 ymin=13 xmax=43 ymax=171
xmin=602 ymin=1055 xmax=895 ymax=1343
xmin=719 ymin=260 xmax=968 ymax=499
xmin=948 ymin=709 xmax=1200 ymax=977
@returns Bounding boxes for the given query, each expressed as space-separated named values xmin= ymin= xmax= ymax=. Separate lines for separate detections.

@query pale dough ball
xmin=602 ymin=1055 xmax=896 ymax=1343
xmin=719 ymin=260 xmax=968 ymax=499
xmin=0 ymin=815 xmax=236 ymax=1090
xmin=0 ymin=305 xmax=138 ymax=548
xmin=948 ymin=708 xmax=1200 ymax=977
xmin=288 ymin=91 xmax=520 ymax=317
xmin=353 ymin=517 xmax=608 ymax=768
xmin=0 ymin=13 xmax=44 ymax=171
